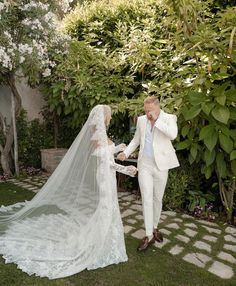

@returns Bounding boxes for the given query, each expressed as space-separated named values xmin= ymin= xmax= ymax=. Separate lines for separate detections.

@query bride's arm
xmin=92 ymin=144 xmax=137 ymax=177
xmin=112 ymin=143 xmax=126 ymax=154
xmin=111 ymin=162 xmax=137 ymax=177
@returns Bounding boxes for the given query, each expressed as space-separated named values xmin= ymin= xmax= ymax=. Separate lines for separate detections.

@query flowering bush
xmin=0 ymin=173 xmax=10 ymax=181
xmin=19 ymin=165 xmax=42 ymax=176
xmin=0 ymin=0 xmax=73 ymax=83
xmin=0 ymin=0 xmax=73 ymax=176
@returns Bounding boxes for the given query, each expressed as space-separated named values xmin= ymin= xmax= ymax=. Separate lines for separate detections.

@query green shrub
xmin=163 ymin=167 xmax=189 ymax=211
xmin=163 ymin=155 xmax=207 ymax=211
xmin=17 ymin=110 xmax=54 ymax=168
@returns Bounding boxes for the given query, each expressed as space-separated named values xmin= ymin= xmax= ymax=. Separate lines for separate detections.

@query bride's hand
xmin=115 ymin=143 xmax=126 ymax=153
xmin=126 ymin=165 xmax=138 ymax=177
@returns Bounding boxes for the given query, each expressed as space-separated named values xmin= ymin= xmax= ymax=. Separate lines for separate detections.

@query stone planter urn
xmin=40 ymin=148 xmax=68 ymax=173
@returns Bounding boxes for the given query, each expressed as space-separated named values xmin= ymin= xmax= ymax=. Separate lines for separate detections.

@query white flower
xmin=20 ymin=1 xmax=49 ymax=12
xmin=0 ymin=0 xmax=10 ymax=13
xmin=18 ymin=43 xmax=33 ymax=55
xmin=183 ymin=77 xmax=196 ymax=87
xmin=0 ymin=46 xmax=12 ymax=70
xmin=3 ymin=31 xmax=12 ymax=39
xmin=42 ymin=68 xmax=51 ymax=77
xmin=19 ymin=56 xmax=25 ymax=64
xmin=172 ymin=56 xmax=180 ymax=62
xmin=59 ymin=0 xmax=73 ymax=13
xmin=49 ymin=61 xmax=56 ymax=68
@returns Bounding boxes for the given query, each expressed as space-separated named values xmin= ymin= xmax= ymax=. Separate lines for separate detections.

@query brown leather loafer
xmin=153 ymin=228 xmax=163 ymax=243
xmin=137 ymin=236 xmax=155 ymax=252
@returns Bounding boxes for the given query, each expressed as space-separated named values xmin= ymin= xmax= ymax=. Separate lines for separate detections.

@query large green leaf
xmin=218 ymin=125 xmax=231 ymax=137
xmin=230 ymin=129 xmax=236 ymax=140
xmin=211 ymin=82 xmax=230 ymax=97
xmin=211 ymin=105 xmax=230 ymax=124
xmin=201 ymin=102 xmax=215 ymax=116
xmin=204 ymin=149 xmax=216 ymax=166
xmin=231 ymin=160 xmax=236 ymax=175
xmin=182 ymin=105 xmax=202 ymax=120
xmin=204 ymin=133 xmax=218 ymax=151
xmin=201 ymin=165 xmax=214 ymax=179
xmin=229 ymin=107 xmax=236 ymax=120
xmin=219 ymin=133 xmax=233 ymax=153
xmin=226 ymin=86 xmax=236 ymax=102
xmin=181 ymin=124 xmax=190 ymax=137
xmin=188 ymin=91 xmax=205 ymax=105
xmin=216 ymin=94 xmax=226 ymax=106
xmin=230 ymin=150 xmax=236 ymax=161
xmin=216 ymin=152 xmax=227 ymax=178
xmin=199 ymin=125 xmax=215 ymax=140
xmin=176 ymin=140 xmax=191 ymax=150
xmin=188 ymin=153 xmax=195 ymax=165
xmin=190 ymin=145 xmax=198 ymax=160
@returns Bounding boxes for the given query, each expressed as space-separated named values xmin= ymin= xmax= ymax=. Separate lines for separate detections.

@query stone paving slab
xmin=208 ymin=261 xmax=234 ymax=279
xmin=176 ymin=234 xmax=190 ymax=243
xmin=225 ymin=227 xmax=236 ymax=236
xmin=202 ymin=225 xmax=222 ymax=235
xmin=183 ymin=253 xmax=212 ymax=268
xmin=202 ymin=235 xmax=218 ymax=243
xmin=194 ymin=241 xmax=212 ymax=253
xmin=224 ymin=235 xmax=236 ymax=243
xmin=218 ymin=252 xmax=236 ymax=264
xmin=184 ymin=223 xmax=198 ymax=229
xmin=154 ymin=238 xmax=170 ymax=249
xmin=169 ymin=245 xmax=184 ymax=255
xmin=184 ymin=228 xmax=198 ymax=237
xmin=223 ymin=244 xmax=236 ymax=252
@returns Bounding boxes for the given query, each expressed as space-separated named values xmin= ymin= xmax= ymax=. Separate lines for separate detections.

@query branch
xmin=228 ymin=27 xmax=236 ymax=57
xmin=7 ymin=74 xmax=22 ymax=117
xmin=0 ymin=143 xmax=3 ymax=153
xmin=0 ymin=112 xmax=7 ymax=136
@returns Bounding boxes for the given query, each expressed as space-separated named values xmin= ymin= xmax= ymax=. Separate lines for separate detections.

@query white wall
xmin=0 ymin=78 xmax=45 ymax=124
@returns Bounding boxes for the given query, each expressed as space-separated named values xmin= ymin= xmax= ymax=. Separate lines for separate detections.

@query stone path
xmin=119 ymin=192 xmax=236 ymax=280
xmin=3 ymin=176 xmax=236 ymax=280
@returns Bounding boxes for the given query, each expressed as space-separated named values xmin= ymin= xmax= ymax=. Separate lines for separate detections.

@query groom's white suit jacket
xmin=124 ymin=110 xmax=180 ymax=171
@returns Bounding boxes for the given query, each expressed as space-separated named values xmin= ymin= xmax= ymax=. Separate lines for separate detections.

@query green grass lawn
xmin=0 ymin=182 xmax=235 ymax=286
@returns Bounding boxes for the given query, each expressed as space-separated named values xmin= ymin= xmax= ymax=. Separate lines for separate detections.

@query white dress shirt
xmin=143 ymin=120 xmax=154 ymax=159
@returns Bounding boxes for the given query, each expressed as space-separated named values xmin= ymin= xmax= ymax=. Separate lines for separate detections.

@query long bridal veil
xmin=0 ymin=105 xmax=115 ymax=279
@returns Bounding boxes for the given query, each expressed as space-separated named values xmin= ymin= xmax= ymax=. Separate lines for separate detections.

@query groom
xmin=117 ymin=95 xmax=179 ymax=251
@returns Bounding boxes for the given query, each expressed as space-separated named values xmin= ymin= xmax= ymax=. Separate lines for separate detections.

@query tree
xmin=0 ymin=0 xmax=72 ymax=176
xmin=165 ymin=0 xmax=236 ymax=221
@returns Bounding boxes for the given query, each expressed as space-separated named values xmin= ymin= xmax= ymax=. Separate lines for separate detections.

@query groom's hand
xmin=117 ymin=152 xmax=126 ymax=161
xmin=149 ymin=110 xmax=160 ymax=122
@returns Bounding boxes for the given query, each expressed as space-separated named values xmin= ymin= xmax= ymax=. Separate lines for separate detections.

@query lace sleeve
xmin=92 ymin=146 xmax=137 ymax=177
xmin=111 ymin=162 xmax=137 ymax=177
xmin=112 ymin=144 xmax=126 ymax=154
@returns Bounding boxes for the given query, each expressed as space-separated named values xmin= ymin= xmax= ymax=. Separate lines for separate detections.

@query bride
xmin=0 ymin=105 xmax=137 ymax=279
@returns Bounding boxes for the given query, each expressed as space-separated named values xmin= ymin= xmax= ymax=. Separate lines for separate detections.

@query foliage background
xmin=2 ymin=0 xmax=233 ymax=218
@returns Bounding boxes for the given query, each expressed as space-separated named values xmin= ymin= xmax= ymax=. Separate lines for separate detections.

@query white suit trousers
xmin=138 ymin=156 xmax=168 ymax=236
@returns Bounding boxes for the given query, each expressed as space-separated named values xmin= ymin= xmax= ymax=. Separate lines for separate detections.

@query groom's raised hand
xmin=117 ymin=152 xmax=126 ymax=161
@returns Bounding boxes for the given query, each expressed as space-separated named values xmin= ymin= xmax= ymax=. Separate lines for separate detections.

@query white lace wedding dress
xmin=0 ymin=105 xmax=134 ymax=279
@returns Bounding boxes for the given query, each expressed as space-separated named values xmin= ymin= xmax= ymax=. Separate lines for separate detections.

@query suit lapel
xmin=141 ymin=116 xmax=148 ymax=148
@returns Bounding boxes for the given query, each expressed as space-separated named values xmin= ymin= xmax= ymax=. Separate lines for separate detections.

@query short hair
xmin=144 ymin=96 xmax=160 ymax=105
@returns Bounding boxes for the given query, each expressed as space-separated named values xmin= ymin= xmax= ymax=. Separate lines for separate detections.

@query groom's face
xmin=144 ymin=102 xmax=160 ymax=121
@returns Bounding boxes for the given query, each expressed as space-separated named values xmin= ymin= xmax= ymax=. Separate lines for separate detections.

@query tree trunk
xmin=0 ymin=124 xmax=14 ymax=176
xmin=11 ymin=92 xmax=19 ymax=176
xmin=0 ymin=74 xmax=22 ymax=176
xmin=219 ymin=177 xmax=235 ymax=222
